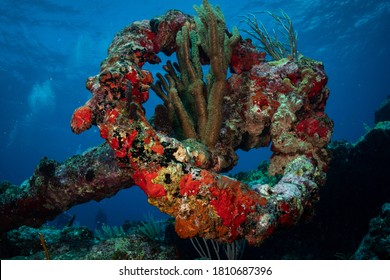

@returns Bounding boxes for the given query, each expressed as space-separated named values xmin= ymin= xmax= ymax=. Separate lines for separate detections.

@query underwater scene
xmin=0 ymin=0 xmax=389 ymax=260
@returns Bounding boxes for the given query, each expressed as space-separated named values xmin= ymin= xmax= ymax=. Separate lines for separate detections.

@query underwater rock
xmin=2 ymin=225 xmax=94 ymax=260
xmin=352 ymin=203 xmax=390 ymax=260
xmin=0 ymin=143 xmax=133 ymax=233
xmin=3 ymin=226 xmax=60 ymax=258
xmin=375 ymin=96 xmax=390 ymax=123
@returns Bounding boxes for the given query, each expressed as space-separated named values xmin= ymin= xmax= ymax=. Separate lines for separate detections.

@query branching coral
xmin=151 ymin=0 xmax=240 ymax=152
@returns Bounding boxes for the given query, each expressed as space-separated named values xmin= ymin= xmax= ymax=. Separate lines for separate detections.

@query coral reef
xmin=240 ymin=120 xmax=390 ymax=259
xmin=84 ymin=235 xmax=175 ymax=260
xmin=352 ymin=203 xmax=390 ymax=260
xmin=68 ymin=0 xmax=332 ymax=246
xmin=2 ymin=225 xmax=94 ymax=260
xmin=1 ymin=223 xmax=175 ymax=260
xmin=0 ymin=143 xmax=133 ymax=233
xmin=0 ymin=0 xmax=332 ymax=247
xmin=1 ymin=105 xmax=389 ymax=260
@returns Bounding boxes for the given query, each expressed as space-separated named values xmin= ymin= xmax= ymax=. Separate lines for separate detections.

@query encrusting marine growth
xmin=0 ymin=0 xmax=332 ymax=246
xmin=70 ymin=0 xmax=333 ymax=245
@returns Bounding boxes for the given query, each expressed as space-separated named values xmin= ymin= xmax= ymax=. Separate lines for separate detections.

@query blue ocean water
xmin=0 ymin=0 xmax=388 ymax=229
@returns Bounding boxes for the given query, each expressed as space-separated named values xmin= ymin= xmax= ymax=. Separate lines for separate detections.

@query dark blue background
xmin=0 ymin=0 xmax=388 ymax=228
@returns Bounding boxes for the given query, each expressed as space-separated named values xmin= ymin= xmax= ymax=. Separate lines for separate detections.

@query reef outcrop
xmin=0 ymin=144 xmax=132 ymax=233
xmin=1 ymin=0 xmax=333 ymax=246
